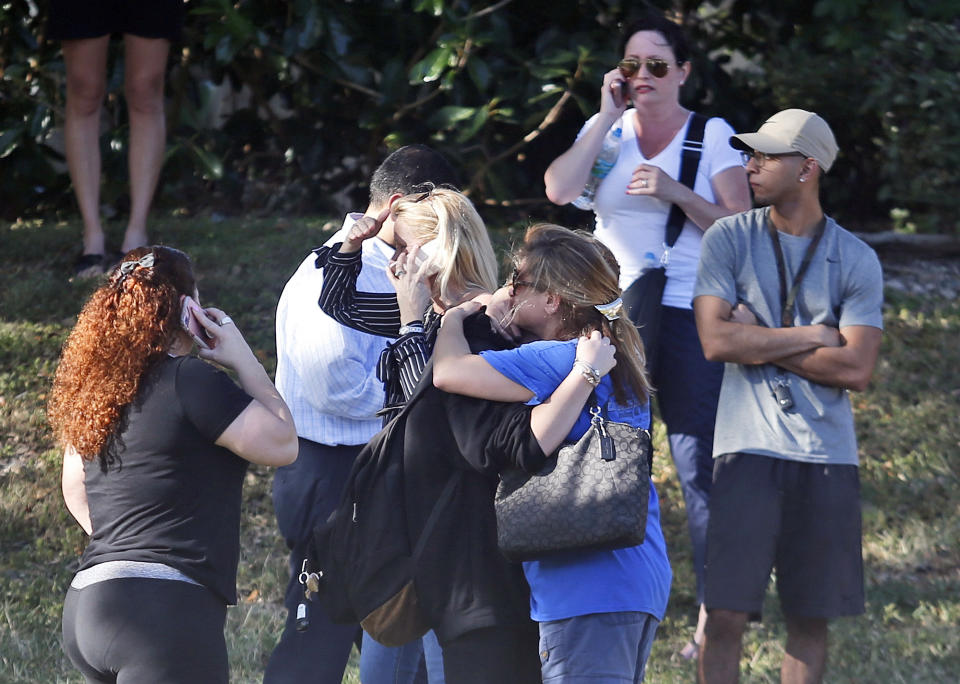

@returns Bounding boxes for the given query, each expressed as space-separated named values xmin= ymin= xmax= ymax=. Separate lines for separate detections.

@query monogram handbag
xmin=494 ymin=402 xmax=652 ymax=562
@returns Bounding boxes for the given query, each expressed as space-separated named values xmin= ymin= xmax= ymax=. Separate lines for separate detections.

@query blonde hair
xmin=516 ymin=224 xmax=653 ymax=404
xmin=392 ymin=187 xmax=498 ymax=306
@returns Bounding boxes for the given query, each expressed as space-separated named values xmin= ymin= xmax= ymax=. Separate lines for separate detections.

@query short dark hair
xmin=369 ymin=144 xmax=460 ymax=207
xmin=620 ymin=11 xmax=690 ymax=64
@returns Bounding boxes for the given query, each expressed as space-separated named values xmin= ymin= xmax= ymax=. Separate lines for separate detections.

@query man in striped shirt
xmin=264 ymin=146 xmax=460 ymax=684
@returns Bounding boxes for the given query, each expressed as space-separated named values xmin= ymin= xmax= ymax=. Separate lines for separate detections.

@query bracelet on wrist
xmin=399 ymin=321 xmax=424 ymax=336
xmin=573 ymin=359 xmax=602 ymax=387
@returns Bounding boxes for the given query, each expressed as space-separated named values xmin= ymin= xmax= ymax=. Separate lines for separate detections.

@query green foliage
xmin=867 ymin=20 xmax=960 ymax=233
xmin=765 ymin=16 xmax=960 ymax=233
xmin=1 ymin=1 xmax=958 ymax=232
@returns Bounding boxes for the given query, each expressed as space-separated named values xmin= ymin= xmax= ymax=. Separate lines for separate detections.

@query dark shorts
xmin=48 ymin=0 xmax=185 ymax=42
xmin=704 ymin=452 xmax=865 ymax=619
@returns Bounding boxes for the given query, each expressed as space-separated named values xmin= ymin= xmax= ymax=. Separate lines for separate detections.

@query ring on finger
xmin=640 ymin=179 xmax=648 ymax=188
xmin=219 ymin=316 xmax=233 ymax=326
xmin=394 ymin=268 xmax=406 ymax=277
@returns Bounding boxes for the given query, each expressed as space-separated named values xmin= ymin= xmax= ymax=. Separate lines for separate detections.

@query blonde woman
xmin=317 ymin=186 xmax=499 ymax=417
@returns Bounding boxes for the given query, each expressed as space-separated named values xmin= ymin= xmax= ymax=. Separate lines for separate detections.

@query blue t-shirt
xmin=481 ymin=339 xmax=672 ymax=621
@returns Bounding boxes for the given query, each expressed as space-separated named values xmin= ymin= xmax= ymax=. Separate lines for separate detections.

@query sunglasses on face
xmin=618 ymin=57 xmax=673 ymax=79
xmin=510 ymin=267 xmax=539 ymax=292
xmin=739 ymin=150 xmax=805 ymax=168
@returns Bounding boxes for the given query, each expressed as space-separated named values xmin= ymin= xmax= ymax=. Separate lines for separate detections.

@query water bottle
xmin=572 ymin=124 xmax=623 ymax=210
xmin=641 ymin=251 xmax=659 ymax=273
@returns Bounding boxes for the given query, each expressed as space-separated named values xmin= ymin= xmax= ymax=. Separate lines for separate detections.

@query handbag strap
xmin=665 ymin=113 xmax=708 ymax=248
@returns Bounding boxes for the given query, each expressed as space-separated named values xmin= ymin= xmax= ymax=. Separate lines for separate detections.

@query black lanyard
xmin=768 ymin=216 xmax=826 ymax=328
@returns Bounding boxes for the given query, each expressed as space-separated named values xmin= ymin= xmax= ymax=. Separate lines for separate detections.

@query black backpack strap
xmin=665 ymin=112 xmax=708 ymax=247
xmin=412 ymin=470 xmax=463 ymax=562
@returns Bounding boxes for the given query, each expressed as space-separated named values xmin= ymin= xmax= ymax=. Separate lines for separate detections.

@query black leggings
xmin=62 ymin=578 xmax=228 ymax=684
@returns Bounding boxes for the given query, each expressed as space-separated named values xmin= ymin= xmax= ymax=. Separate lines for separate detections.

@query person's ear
xmin=544 ymin=293 xmax=561 ymax=316
xmin=679 ymin=60 xmax=692 ymax=85
xmin=798 ymin=159 xmax=818 ymax=184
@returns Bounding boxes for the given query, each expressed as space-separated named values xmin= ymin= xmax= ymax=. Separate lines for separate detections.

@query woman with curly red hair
xmin=48 ymin=245 xmax=298 ymax=683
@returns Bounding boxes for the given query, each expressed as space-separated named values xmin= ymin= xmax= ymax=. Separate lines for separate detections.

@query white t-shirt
xmin=580 ymin=110 xmax=743 ymax=308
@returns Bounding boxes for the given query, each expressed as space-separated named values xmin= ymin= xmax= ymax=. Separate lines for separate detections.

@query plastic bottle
xmin=641 ymin=251 xmax=659 ymax=273
xmin=572 ymin=124 xmax=623 ymax=210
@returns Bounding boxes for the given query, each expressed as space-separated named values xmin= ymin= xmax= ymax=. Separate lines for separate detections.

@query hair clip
xmin=117 ymin=253 xmax=155 ymax=277
xmin=594 ymin=297 xmax=623 ymax=321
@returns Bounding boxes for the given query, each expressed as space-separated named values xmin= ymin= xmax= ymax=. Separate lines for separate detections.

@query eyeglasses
xmin=510 ymin=267 xmax=539 ymax=292
xmin=740 ymin=150 xmax=805 ymax=168
xmin=618 ymin=57 xmax=673 ymax=79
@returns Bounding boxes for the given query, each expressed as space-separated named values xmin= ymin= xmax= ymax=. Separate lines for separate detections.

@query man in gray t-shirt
xmin=693 ymin=110 xmax=883 ymax=684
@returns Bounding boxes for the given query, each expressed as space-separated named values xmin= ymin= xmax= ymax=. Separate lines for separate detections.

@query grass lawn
xmin=1 ymin=214 xmax=957 ymax=682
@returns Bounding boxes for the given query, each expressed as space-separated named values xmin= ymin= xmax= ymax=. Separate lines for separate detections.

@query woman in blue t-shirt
xmin=433 ymin=224 xmax=672 ymax=682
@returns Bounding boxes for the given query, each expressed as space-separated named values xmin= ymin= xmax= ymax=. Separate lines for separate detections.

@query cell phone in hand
xmin=611 ymin=79 xmax=629 ymax=107
xmin=180 ymin=295 xmax=214 ymax=350
xmin=411 ymin=239 xmax=438 ymax=272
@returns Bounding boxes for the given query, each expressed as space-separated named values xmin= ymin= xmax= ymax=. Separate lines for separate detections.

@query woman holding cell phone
xmin=544 ymin=11 xmax=751 ymax=658
xmin=48 ymin=246 xmax=297 ymax=683
xmin=316 ymin=186 xmax=500 ymax=420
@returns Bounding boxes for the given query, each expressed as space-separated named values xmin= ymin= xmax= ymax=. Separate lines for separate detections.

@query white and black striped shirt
xmin=316 ymin=244 xmax=434 ymax=421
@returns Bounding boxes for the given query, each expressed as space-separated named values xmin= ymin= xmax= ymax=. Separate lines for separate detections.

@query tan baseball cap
xmin=730 ymin=109 xmax=838 ymax=172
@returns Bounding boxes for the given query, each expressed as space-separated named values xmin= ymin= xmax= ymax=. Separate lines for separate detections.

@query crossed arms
xmin=693 ymin=296 xmax=881 ymax=392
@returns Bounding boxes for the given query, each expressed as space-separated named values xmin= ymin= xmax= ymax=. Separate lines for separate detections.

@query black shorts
xmin=48 ymin=0 xmax=185 ymax=42
xmin=704 ymin=452 xmax=865 ymax=619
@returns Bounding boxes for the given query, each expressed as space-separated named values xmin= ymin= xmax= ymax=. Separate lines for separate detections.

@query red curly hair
xmin=48 ymin=246 xmax=197 ymax=467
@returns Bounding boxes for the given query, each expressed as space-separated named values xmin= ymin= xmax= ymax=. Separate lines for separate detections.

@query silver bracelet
xmin=573 ymin=359 xmax=602 ymax=387
xmin=399 ymin=322 xmax=424 ymax=336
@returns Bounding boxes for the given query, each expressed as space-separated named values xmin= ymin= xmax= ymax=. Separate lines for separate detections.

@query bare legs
xmin=61 ymin=34 xmax=170 ymax=263
xmin=63 ymin=37 xmax=109 ymax=257
xmin=698 ymin=610 xmax=828 ymax=684
xmin=782 ymin=616 xmax=827 ymax=684
xmin=699 ymin=609 xmax=747 ymax=684
xmin=122 ymin=35 xmax=170 ymax=253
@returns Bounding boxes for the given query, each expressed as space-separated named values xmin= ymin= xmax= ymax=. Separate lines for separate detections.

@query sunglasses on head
xmin=618 ymin=57 xmax=673 ymax=79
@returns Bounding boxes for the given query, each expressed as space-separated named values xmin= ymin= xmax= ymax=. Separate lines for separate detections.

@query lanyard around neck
xmin=767 ymin=216 xmax=826 ymax=328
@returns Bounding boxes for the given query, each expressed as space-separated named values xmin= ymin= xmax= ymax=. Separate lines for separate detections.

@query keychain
xmin=295 ymin=559 xmax=322 ymax=631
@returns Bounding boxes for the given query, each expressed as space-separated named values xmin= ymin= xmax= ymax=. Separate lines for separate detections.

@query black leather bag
xmin=622 ymin=265 xmax=667 ymax=371
xmin=623 ymin=113 xmax=707 ymax=372
xmin=494 ymin=403 xmax=652 ymax=562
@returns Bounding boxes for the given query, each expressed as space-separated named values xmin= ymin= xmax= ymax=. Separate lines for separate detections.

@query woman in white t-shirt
xmin=544 ymin=10 xmax=750 ymax=659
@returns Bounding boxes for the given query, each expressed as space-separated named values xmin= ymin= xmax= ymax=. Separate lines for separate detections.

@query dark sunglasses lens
xmin=618 ymin=58 xmax=639 ymax=77
xmin=647 ymin=59 xmax=669 ymax=78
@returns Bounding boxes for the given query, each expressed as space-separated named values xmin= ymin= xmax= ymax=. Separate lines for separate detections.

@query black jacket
xmin=400 ymin=314 xmax=547 ymax=643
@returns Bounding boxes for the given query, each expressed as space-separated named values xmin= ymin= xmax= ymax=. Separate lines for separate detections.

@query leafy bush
xmin=1 ymin=0 xmax=957 ymax=232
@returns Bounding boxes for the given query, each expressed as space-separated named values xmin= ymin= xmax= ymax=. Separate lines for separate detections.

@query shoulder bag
xmin=494 ymin=399 xmax=652 ymax=562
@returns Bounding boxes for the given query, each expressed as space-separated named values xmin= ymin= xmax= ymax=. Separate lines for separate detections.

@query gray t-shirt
xmin=694 ymin=207 xmax=883 ymax=465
